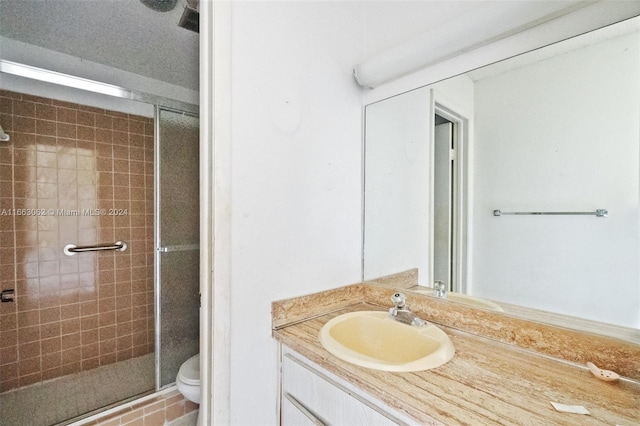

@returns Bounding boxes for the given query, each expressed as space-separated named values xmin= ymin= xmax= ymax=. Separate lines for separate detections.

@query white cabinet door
xmin=281 ymin=350 xmax=413 ymax=426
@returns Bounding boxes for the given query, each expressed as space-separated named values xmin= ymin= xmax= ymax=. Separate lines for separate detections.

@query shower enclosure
xmin=0 ymin=65 xmax=199 ymax=425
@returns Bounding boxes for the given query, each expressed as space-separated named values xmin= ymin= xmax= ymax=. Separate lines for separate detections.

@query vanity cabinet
xmin=279 ymin=346 xmax=419 ymax=426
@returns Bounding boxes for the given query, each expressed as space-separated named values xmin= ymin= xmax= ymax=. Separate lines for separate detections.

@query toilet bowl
xmin=176 ymin=353 xmax=201 ymax=422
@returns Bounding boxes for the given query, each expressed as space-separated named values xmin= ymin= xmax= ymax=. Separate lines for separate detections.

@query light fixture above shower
xmin=1 ymin=60 xmax=129 ymax=98
xmin=0 ymin=60 xmax=197 ymax=114
xmin=0 ymin=124 xmax=10 ymax=142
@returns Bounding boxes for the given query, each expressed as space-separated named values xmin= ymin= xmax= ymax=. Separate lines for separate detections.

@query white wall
xmin=229 ymin=2 xmax=365 ymax=424
xmin=471 ymin=32 xmax=640 ymax=328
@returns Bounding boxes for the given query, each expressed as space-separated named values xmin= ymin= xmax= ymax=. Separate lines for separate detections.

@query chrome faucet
xmin=388 ymin=293 xmax=426 ymax=327
xmin=433 ymin=280 xmax=447 ymax=299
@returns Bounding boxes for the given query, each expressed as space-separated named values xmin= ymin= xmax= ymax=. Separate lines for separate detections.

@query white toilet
xmin=176 ymin=354 xmax=201 ymax=424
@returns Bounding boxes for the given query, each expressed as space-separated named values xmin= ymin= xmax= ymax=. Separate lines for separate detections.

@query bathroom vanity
xmin=281 ymin=347 xmax=415 ymax=425
xmin=272 ymin=283 xmax=640 ymax=425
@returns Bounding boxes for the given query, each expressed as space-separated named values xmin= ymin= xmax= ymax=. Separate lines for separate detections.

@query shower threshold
xmin=0 ymin=353 xmax=154 ymax=426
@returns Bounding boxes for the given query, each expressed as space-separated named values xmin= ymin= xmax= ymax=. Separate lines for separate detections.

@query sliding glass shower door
xmin=155 ymin=107 xmax=199 ymax=388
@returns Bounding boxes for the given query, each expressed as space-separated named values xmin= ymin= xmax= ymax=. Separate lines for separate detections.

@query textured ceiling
xmin=0 ymin=0 xmax=199 ymax=90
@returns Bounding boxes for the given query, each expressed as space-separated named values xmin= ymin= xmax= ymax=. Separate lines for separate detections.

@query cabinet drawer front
xmin=282 ymin=353 xmax=407 ymax=426
xmin=282 ymin=392 xmax=327 ymax=425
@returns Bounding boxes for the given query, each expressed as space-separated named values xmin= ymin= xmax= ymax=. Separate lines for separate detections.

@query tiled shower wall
xmin=0 ymin=90 xmax=154 ymax=393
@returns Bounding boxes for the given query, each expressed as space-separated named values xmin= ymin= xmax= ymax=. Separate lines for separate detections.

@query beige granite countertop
xmin=273 ymin=287 xmax=640 ymax=425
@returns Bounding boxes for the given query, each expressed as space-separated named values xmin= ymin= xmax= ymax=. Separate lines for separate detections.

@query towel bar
xmin=63 ymin=241 xmax=128 ymax=256
xmin=493 ymin=209 xmax=608 ymax=217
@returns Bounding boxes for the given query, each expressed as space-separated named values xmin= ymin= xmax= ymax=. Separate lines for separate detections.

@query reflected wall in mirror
xmin=363 ymin=17 xmax=640 ymax=333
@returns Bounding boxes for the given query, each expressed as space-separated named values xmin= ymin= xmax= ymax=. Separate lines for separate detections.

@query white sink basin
xmin=318 ymin=311 xmax=455 ymax=372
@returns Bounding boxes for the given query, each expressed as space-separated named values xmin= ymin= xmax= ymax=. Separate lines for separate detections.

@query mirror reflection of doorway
xmin=434 ymin=114 xmax=455 ymax=292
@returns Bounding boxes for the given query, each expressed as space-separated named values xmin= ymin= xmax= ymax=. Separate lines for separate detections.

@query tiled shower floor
xmin=0 ymin=353 xmax=155 ymax=426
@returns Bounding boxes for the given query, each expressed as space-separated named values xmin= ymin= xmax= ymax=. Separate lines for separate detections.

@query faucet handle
xmin=433 ymin=281 xmax=447 ymax=298
xmin=390 ymin=292 xmax=407 ymax=309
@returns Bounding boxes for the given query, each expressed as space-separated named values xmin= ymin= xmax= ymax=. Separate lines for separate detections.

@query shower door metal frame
xmin=153 ymin=105 xmax=200 ymax=390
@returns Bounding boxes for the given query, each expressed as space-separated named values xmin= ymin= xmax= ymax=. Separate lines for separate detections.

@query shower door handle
xmin=157 ymin=244 xmax=199 ymax=253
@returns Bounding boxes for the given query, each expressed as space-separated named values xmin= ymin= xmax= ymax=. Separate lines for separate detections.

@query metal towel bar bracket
xmin=493 ymin=209 xmax=608 ymax=217
xmin=64 ymin=241 xmax=128 ymax=256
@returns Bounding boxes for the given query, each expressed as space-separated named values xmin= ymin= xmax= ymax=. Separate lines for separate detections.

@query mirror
xmin=363 ymin=17 xmax=639 ymax=337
